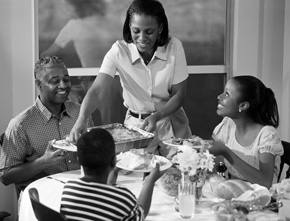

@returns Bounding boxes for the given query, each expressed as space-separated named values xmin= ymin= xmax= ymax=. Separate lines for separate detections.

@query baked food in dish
xmin=213 ymin=179 xmax=253 ymax=200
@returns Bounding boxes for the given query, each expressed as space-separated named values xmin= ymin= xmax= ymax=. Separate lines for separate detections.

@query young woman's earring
xmin=157 ymin=32 xmax=161 ymax=44
xmin=239 ymin=108 xmax=242 ymax=113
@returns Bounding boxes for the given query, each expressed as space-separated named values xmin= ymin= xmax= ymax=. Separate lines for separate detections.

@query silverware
xmin=262 ymin=201 xmax=283 ymax=211
xmin=248 ymin=201 xmax=283 ymax=212
xmin=47 ymin=176 xmax=66 ymax=184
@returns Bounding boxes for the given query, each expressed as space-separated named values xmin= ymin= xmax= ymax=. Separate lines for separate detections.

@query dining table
xmin=19 ymin=169 xmax=282 ymax=221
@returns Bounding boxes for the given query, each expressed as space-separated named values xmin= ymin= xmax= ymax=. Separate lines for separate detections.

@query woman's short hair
xmin=123 ymin=0 xmax=170 ymax=46
xmin=233 ymin=75 xmax=279 ymax=127
xmin=77 ymin=128 xmax=115 ymax=171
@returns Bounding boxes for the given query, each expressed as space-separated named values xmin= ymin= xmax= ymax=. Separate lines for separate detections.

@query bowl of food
xmin=212 ymin=201 xmax=249 ymax=221
xmin=156 ymin=167 xmax=182 ymax=197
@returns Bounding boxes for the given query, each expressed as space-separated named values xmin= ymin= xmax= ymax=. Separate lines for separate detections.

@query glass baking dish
xmin=87 ymin=123 xmax=154 ymax=154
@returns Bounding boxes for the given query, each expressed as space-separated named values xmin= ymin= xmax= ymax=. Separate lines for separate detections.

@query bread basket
xmin=87 ymin=123 xmax=154 ymax=154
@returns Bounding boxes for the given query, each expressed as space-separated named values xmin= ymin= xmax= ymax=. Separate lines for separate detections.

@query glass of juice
xmin=178 ymin=182 xmax=196 ymax=219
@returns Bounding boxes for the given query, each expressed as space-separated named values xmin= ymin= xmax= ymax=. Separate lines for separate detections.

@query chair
xmin=278 ymin=140 xmax=290 ymax=182
xmin=28 ymin=188 xmax=67 ymax=221
xmin=0 ymin=211 xmax=11 ymax=221
xmin=0 ymin=133 xmax=4 ymax=146
xmin=0 ymin=133 xmax=11 ymax=221
xmin=0 ymin=133 xmax=22 ymax=199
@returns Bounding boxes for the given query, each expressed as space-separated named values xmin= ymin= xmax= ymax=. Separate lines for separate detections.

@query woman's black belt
xmin=129 ymin=111 xmax=152 ymax=120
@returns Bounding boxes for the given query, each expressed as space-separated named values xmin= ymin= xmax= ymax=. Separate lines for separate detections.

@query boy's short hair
xmin=77 ymin=128 xmax=115 ymax=170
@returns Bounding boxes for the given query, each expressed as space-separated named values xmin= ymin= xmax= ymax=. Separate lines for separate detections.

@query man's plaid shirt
xmin=0 ymin=97 xmax=93 ymax=188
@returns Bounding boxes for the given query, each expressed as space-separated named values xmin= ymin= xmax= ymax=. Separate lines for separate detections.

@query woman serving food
xmin=69 ymin=0 xmax=192 ymax=157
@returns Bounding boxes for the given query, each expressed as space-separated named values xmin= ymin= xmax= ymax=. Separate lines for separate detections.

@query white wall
xmin=0 ymin=0 xmax=35 ymax=219
xmin=281 ymin=0 xmax=290 ymax=141
xmin=231 ymin=0 xmax=289 ymax=141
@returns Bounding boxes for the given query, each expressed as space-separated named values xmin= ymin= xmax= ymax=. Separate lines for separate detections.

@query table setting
xmin=18 ymin=125 xmax=289 ymax=221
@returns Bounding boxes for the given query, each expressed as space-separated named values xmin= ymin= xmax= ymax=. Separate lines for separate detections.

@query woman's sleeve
xmin=212 ymin=117 xmax=230 ymax=143
xmin=257 ymin=126 xmax=284 ymax=156
xmin=172 ymin=38 xmax=188 ymax=85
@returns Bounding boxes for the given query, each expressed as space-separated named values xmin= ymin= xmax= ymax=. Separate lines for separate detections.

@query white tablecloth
xmin=19 ymin=170 xmax=281 ymax=221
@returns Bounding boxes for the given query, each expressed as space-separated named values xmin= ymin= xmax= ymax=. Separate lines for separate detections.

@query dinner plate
xmin=162 ymin=139 xmax=203 ymax=149
xmin=116 ymin=155 xmax=172 ymax=172
xmin=52 ymin=140 xmax=77 ymax=152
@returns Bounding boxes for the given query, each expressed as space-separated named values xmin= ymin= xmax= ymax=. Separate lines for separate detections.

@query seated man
xmin=0 ymin=56 xmax=93 ymax=196
xmin=60 ymin=128 xmax=166 ymax=220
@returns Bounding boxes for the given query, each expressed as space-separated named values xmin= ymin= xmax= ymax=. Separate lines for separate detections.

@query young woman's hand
xmin=208 ymin=140 xmax=228 ymax=156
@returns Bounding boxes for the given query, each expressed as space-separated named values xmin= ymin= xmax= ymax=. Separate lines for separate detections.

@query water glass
xmin=178 ymin=182 xmax=196 ymax=219
xmin=279 ymin=199 xmax=290 ymax=220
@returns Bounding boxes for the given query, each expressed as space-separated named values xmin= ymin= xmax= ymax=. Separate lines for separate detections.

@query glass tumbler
xmin=178 ymin=182 xmax=196 ymax=219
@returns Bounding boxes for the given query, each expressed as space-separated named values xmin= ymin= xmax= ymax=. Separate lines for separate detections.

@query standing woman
xmin=70 ymin=0 xmax=192 ymax=157
xmin=209 ymin=76 xmax=283 ymax=188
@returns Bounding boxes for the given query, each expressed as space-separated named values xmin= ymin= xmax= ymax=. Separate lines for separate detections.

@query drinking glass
xmin=178 ymin=182 xmax=196 ymax=219
xmin=279 ymin=199 xmax=290 ymax=219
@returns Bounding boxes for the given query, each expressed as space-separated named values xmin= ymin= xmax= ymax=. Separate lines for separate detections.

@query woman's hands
xmin=140 ymin=114 xmax=158 ymax=133
xmin=69 ymin=118 xmax=87 ymax=143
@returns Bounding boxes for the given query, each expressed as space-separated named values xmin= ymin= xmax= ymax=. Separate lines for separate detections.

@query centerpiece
xmin=171 ymin=145 xmax=215 ymax=200
xmin=157 ymin=141 xmax=215 ymax=200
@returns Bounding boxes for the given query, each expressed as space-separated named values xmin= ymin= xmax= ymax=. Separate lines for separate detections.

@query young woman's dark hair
xmin=233 ymin=75 xmax=279 ymax=127
xmin=123 ymin=0 xmax=170 ymax=46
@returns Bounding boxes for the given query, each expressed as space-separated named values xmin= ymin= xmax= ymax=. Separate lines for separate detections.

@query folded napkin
xmin=270 ymin=178 xmax=290 ymax=199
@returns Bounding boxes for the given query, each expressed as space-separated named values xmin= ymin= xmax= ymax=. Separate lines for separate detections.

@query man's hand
xmin=39 ymin=140 xmax=67 ymax=166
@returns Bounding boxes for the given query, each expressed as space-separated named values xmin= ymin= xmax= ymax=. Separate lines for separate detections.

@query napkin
xmin=205 ymin=183 xmax=271 ymax=207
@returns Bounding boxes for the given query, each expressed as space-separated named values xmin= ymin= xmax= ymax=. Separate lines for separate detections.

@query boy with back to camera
xmin=60 ymin=128 xmax=166 ymax=221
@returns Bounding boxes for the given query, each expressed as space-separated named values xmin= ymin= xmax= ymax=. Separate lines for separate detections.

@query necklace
xmin=141 ymin=51 xmax=154 ymax=65
xmin=144 ymin=59 xmax=150 ymax=65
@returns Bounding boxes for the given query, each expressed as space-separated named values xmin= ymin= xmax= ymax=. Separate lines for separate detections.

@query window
xmin=38 ymin=0 xmax=227 ymax=68
xmin=38 ymin=0 xmax=229 ymax=137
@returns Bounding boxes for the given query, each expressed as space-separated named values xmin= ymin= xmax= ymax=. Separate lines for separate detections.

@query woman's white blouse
xmin=212 ymin=117 xmax=284 ymax=184
xmin=99 ymin=36 xmax=188 ymax=113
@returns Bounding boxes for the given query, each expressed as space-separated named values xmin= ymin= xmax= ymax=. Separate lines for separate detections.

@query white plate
xmin=52 ymin=140 xmax=77 ymax=152
xmin=162 ymin=139 xmax=203 ymax=149
xmin=116 ymin=155 xmax=172 ymax=172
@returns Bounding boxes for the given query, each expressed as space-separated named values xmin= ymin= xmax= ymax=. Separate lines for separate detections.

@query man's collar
xmin=35 ymin=97 xmax=71 ymax=123
xmin=128 ymin=43 xmax=167 ymax=64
